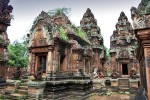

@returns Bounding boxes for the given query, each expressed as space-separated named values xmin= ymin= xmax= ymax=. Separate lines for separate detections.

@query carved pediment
xmin=52 ymin=12 xmax=71 ymax=26
xmin=130 ymin=0 xmax=150 ymax=29
xmin=119 ymin=50 xmax=129 ymax=58
xmin=69 ymin=40 xmax=81 ymax=48
xmin=31 ymin=27 xmax=47 ymax=47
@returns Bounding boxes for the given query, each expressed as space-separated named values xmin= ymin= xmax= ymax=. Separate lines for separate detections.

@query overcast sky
xmin=8 ymin=0 xmax=141 ymax=48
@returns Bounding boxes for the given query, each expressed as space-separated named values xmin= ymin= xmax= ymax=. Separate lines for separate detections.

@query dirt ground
xmin=87 ymin=93 xmax=135 ymax=100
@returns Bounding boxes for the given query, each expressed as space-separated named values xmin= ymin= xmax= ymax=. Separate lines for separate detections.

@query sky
xmin=7 ymin=0 xmax=141 ymax=48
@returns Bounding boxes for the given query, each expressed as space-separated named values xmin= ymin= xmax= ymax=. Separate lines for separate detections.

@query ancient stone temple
xmin=0 ymin=0 xmax=13 ymax=81
xmin=27 ymin=11 xmax=94 ymax=77
xmin=80 ymin=8 xmax=105 ymax=73
xmin=131 ymin=0 xmax=150 ymax=99
xmin=109 ymin=12 xmax=139 ymax=77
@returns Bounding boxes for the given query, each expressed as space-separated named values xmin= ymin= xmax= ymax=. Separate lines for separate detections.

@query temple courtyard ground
xmin=87 ymin=92 xmax=135 ymax=100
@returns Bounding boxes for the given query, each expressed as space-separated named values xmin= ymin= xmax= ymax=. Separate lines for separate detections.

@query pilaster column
xmin=53 ymin=45 xmax=59 ymax=73
xmin=47 ymin=50 xmax=53 ymax=72
xmin=31 ymin=54 xmax=35 ymax=74
xmin=144 ymin=47 xmax=150 ymax=99
xmin=89 ymin=60 xmax=91 ymax=74
xmin=28 ymin=53 xmax=32 ymax=73
xmin=35 ymin=55 xmax=39 ymax=73
xmin=83 ymin=59 xmax=85 ymax=74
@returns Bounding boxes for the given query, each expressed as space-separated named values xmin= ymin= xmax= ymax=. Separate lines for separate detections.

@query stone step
xmin=18 ymin=86 xmax=28 ymax=90
xmin=20 ymin=82 xmax=28 ymax=86
xmin=0 ymin=89 xmax=5 ymax=94
xmin=9 ymin=93 xmax=27 ymax=99
xmin=21 ymin=79 xmax=29 ymax=83
xmin=119 ymin=85 xmax=129 ymax=87
xmin=22 ymin=76 xmax=28 ymax=79
xmin=119 ymin=87 xmax=130 ymax=91
xmin=18 ymin=89 xmax=28 ymax=95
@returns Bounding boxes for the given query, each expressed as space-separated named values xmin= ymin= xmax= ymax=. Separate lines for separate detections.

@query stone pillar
xmin=144 ymin=48 xmax=150 ymax=98
xmin=66 ymin=47 xmax=70 ymax=72
xmin=53 ymin=46 xmax=59 ymax=73
xmin=83 ymin=59 xmax=85 ymax=74
xmin=47 ymin=50 xmax=53 ymax=73
xmin=68 ymin=47 xmax=72 ymax=72
xmin=31 ymin=54 xmax=36 ymax=74
xmin=35 ymin=55 xmax=39 ymax=73
xmin=117 ymin=61 xmax=119 ymax=72
xmin=131 ymin=3 xmax=150 ymax=99
xmin=89 ymin=60 xmax=91 ymax=74
xmin=28 ymin=53 xmax=32 ymax=73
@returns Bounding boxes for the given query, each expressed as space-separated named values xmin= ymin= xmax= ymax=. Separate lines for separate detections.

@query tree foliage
xmin=7 ymin=40 xmax=28 ymax=67
xmin=104 ymin=46 xmax=110 ymax=58
xmin=48 ymin=7 xmax=71 ymax=16
xmin=59 ymin=27 xmax=68 ymax=41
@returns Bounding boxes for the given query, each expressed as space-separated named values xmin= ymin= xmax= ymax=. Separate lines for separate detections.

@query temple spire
xmin=116 ymin=12 xmax=132 ymax=31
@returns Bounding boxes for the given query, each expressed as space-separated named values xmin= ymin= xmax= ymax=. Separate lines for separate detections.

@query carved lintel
xmin=31 ymin=47 xmax=49 ymax=53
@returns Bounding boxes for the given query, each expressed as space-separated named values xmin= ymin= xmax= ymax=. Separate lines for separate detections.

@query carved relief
xmin=32 ymin=27 xmax=47 ymax=47
xmin=0 ymin=0 xmax=13 ymax=25
xmin=31 ymin=47 xmax=49 ymax=53
xmin=146 ymin=15 xmax=150 ymax=27
xmin=131 ymin=14 xmax=146 ymax=29
xmin=119 ymin=50 xmax=129 ymax=58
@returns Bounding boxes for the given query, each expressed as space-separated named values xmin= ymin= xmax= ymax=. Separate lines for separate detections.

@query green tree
xmin=48 ymin=7 xmax=71 ymax=16
xmin=104 ymin=46 xmax=110 ymax=59
xmin=7 ymin=40 xmax=28 ymax=67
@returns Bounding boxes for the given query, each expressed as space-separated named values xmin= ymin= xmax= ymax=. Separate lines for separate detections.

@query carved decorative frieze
xmin=31 ymin=47 xmax=49 ymax=53
xmin=131 ymin=0 xmax=150 ymax=29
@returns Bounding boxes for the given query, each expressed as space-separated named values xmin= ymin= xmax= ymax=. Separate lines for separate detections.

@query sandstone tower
xmin=110 ymin=12 xmax=139 ymax=77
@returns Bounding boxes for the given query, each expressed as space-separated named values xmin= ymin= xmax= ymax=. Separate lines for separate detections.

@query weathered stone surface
xmin=0 ymin=0 xmax=13 ymax=87
xmin=110 ymin=12 xmax=139 ymax=78
xmin=80 ymin=8 xmax=105 ymax=78
xmin=131 ymin=0 xmax=150 ymax=99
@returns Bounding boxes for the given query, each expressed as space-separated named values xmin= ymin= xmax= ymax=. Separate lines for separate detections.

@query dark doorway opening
xmin=60 ymin=53 xmax=66 ymax=71
xmin=122 ymin=64 xmax=128 ymax=75
xmin=39 ymin=56 xmax=46 ymax=73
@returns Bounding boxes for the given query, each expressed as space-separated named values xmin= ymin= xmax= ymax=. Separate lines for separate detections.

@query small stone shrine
xmin=26 ymin=9 xmax=98 ymax=98
xmin=109 ymin=12 xmax=139 ymax=77
xmin=80 ymin=8 xmax=106 ymax=74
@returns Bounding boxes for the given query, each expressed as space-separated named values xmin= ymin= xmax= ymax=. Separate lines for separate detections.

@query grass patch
xmin=59 ymin=27 xmax=68 ymax=41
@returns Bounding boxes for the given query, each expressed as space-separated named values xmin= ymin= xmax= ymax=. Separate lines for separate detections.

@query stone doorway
xmin=60 ymin=53 xmax=66 ymax=71
xmin=59 ymin=44 xmax=67 ymax=72
xmin=39 ymin=56 xmax=47 ymax=73
xmin=122 ymin=64 xmax=128 ymax=75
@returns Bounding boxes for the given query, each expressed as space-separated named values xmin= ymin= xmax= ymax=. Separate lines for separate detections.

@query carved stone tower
xmin=110 ymin=12 xmax=139 ymax=77
xmin=131 ymin=0 xmax=150 ymax=99
xmin=80 ymin=8 xmax=105 ymax=71
xmin=0 ymin=0 xmax=13 ymax=78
